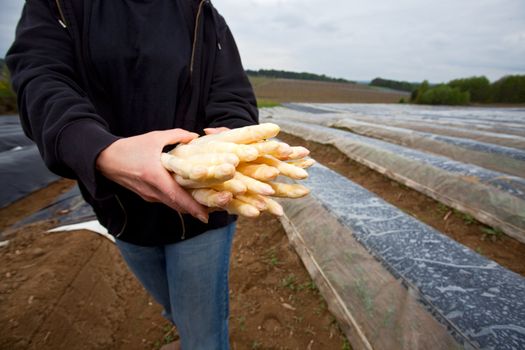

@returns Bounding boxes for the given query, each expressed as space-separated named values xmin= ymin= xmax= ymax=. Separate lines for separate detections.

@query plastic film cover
xmin=269 ymin=118 xmax=525 ymax=244
xmin=278 ymin=163 xmax=525 ymax=349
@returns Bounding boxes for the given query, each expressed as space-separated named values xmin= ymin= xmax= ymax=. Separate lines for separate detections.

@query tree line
xmin=373 ymin=75 xmax=525 ymax=105
xmin=0 ymin=59 xmax=17 ymax=114
xmin=412 ymin=75 xmax=525 ymax=105
xmin=246 ymin=69 xmax=354 ymax=84
xmin=370 ymin=77 xmax=418 ymax=92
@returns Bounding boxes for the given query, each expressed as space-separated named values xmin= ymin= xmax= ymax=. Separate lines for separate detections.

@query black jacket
xmin=6 ymin=0 xmax=258 ymax=245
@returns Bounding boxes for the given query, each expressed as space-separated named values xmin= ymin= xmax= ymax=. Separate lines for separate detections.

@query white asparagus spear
xmin=190 ymin=163 xmax=236 ymax=181
xmin=184 ymin=153 xmax=239 ymax=167
xmin=261 ymin=196 xmax=284 ymax=216
xmin=161 ymin=153 xmax=206 ymax=179
xmin=162 ymin=153 xmax=235 ymax=181
xmin=253 ymin=155 xmax=308 ymax=180
xmin=236 ymin=163 xmax=279 ymax=182
xmin=191 ymin=189 xmax=233 ymax=208
xmin=171 ymin=142 xmax=259 ymax=162
xmin=287 ymin=158 xmax=316 ymax=169
xmin=268 ymin=182 xmax=310 ymax=198
xmin=174 ymin=175 xmax=224 ymax=189
xmin=234 ymin=193 xmax=268 ymax=211
xmin=211 ymin=178 xmax=247 ymax=195
xmin=223 ymin=198 xmax=260 ymax=218
xmin=277 ymin=146 xmax=310 ymax=161
xmin=190 ymin=123 xmax=280 ymax=145
xmin=234 ymin=172 xmax=275 ymax=196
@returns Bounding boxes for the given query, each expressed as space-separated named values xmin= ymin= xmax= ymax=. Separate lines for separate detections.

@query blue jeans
xmin=116 ymin=223 xmax=236 ymax=350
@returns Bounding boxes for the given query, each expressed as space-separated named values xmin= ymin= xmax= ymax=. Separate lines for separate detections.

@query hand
xmin=96 ymin=129 xmax=210 ymax=223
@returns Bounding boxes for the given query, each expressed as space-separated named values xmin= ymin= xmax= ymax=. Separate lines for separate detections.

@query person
xmin=6 ymin=0 xmax=258 ymax=349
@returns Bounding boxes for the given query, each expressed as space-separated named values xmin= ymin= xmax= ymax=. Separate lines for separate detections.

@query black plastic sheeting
xmin=0 ymin=115 xmax=59 ymax=208
xmin=0 ymin=115 xmax=33 ymax=152
xmin=292 ymin=163 xmax=525 ymax=349
xmin=13 ymin=186 xmax=95 ymax=229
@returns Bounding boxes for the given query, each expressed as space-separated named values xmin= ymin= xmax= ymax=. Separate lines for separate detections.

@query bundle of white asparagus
xmin=160 ymin=123 xmax=315 ymax=217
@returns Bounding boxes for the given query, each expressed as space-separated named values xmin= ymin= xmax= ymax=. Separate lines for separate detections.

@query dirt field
xmin=250 ymin=77 xmax=408 ymax=104
xmin=0 ymin=181 xmax=348 ymax=350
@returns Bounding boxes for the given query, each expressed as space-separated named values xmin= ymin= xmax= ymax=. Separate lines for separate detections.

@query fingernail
xmin=197 ymin=214 xmax=209 ymax=224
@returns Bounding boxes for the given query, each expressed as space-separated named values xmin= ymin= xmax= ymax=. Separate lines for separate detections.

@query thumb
xmin=157 ymin=129 xmax=199 ymax=145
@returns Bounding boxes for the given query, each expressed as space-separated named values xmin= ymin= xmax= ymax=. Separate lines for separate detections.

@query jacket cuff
xmin=57 ymin=120 xmax=120 ymax=199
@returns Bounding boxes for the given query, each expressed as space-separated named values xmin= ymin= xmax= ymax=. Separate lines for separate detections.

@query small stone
xmin=28 ymin=295 xmax=34 ymax=304
xmin=31 ymin=248 xmax=45 ymax=258
xmin=15 ymin=250 xmax=21 ymax=255
xmin=282 ymin=303 xmax=296 ymax=311
xmin=5 ymin=272 xmax=11 ymax=278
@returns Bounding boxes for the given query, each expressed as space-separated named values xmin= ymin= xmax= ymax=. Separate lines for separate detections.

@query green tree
xmin=417 ymin=84 xmax=470 ymax=105
xmin=0 ymin=64 xmax=17 ymax=114
xmin=411 ymin=80 xmax=430 ymax=103
xmin=370 ymin=77 xmax=419 ymax=92
xmin=448 ymin=76 xmax=491 ymax=102
xmin=491 ymin=75 xmax=525 ymax=103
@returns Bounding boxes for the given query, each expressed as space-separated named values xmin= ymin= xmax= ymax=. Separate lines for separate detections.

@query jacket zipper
xmin=55 ymin=0 xmax=68 ymax=28
xmin=189 ymin=0 xmax=207 ymax=75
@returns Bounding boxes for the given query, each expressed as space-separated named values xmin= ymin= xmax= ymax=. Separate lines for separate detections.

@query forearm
xmin=7 ymin=0 xmax=119 ymax=198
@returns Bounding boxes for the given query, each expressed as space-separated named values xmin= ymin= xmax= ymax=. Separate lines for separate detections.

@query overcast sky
xmin=2 ymin=0 xmax=524 ymax=83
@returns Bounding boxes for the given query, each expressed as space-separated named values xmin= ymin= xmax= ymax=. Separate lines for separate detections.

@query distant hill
xmin=246 ymin=69 xmax=354 ymax=84
xmin=370 ymin=77 xmax=419 ymax=92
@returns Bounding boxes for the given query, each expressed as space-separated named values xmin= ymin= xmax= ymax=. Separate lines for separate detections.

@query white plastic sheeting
xmin=265 ymin=116 xmax=525 ymax=243
xmin=278 ymin=162 xmax=525 ymax=349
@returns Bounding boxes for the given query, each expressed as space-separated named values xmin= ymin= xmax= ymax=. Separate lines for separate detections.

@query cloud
xmin=1 ymin=0 xmax=523 ymax=82
xmin=215 ymin=0 xmax=525 ymax=81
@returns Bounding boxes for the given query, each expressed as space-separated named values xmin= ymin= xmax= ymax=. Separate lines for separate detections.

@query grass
xmin=266 ymin=248 xmax=280 ymax=267
xmin=237 ymin=315 xmax=246 ymax=331
xmin=257 ymin=99 xmax=280 ymax=108
xmin=154 ymin=325 xmax=177 ymax=349
xmin=481 ymin=227 xmax=503 ymax=241
xmin=281 ymin=274 xmax=297 ymax=290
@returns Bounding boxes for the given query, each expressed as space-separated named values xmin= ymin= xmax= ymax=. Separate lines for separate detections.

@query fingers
xmin=203 ymin=127 xmax=230 ymax=135
xmin=155 ymin=129 xmax=199 ymax=146
xmin=154 ymin=170 xmax=209 ymax=223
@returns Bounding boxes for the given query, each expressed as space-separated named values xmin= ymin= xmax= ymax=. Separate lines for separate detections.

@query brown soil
xmin=278 ymin=132 xmax=525 ymax=277
xmin=0 ymin=185 xmax=347 ymax=349
xmin=251 ymin=78 xmax=408 ymax=104
xmin=0 ymin=179 xmax=76 ymax=233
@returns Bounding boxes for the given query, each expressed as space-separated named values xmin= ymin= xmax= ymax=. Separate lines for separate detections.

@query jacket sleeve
xmin=204 ymin=12 xmax=259 ymax=129
xmin=6 ymin=0 xmax=119 ymax=199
